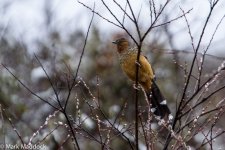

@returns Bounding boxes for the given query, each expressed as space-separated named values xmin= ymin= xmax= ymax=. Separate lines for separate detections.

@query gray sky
xmin=1 ymin=0 xmax=225 ymax=54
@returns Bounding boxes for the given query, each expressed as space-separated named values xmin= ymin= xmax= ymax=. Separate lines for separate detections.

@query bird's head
xmin=112 ymin=38 xmax=129 ymax=53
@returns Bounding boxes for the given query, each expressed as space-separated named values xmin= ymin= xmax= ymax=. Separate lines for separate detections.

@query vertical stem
xmin=135 ymin=87 xmax=139 ymax=150
xmin=135 ymin=43 xmax=143 ymax=150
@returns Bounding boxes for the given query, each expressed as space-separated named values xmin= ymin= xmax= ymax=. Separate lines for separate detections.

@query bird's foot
xmin=133 ymin=84 xmax=142 ymax=90
xmin=135 ymin=61 xmax=141 ymax=67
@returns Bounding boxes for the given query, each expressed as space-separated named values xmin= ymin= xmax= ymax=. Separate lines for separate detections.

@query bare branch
xmin=77 ymin=1 xmax=121 ymax=28
xmin=152 ymin=8 xmax=193 ymax=28
xmin=126 ymin=0 xmax=141 ymax=40
xmin=197 ymin=14 xmax=225 ymax=88
xmin=122 ymin=2 xmax=128 ymax=25
xmin=112 ymin=0 xmax=134 ymax=23
xmin=34 ymin=54 xmax=64 ymax=110
xmin=142 ymin=0 xmax=171 ymax=41
xmin=64 ymin=3 xmax=95 ymax=110
xmin=173 ymin=0 xmax=219 ymax=127
xmin=1 ymin=64 xmax=59 ymax=110
xmin=1 ymin=107 xmax=25 ymax=145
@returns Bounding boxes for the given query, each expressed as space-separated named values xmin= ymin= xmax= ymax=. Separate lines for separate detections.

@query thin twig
xmin=142 ymin=0 xmax=171 ymax=41
xmin=152 ymin=8 xmax=193 ymax=28
xmin=34 ymin=54 xmax=64 ymax=110
xmin=122 ymin=2 xmax=128 ymax=25
xmin=2 ymin=108 xmax=25 ymax=145
xmin=180 ymin=85 xmax=225 ymax=118
xmin=63 ymin=4 xmax=95 ymax=150
xmin=112 ymin=0 xmax=134 ymax=23
xmin=126 ymin=0 xmax=142 ymax=42
xmin=77 ymin=1 xmax=121 ymax=28
xmin=164 ymin=2 xmax=221 ymax=149
xmin=197 ymin=14 xmax=225 ymax=89
xmin=1 ymin=64 xmax=59 ymax=110
xmin=180 ymin=60 xmax=225 ymax=111
xmin=64 ymin=3 xmax=95 ymax=110
xmin=100 ymin=0 xmax=138 ymax=45
xmin=0 ymin=105 xmax=5 ymax=148
xmin=137 ymin=4 xmax=143 ymax=24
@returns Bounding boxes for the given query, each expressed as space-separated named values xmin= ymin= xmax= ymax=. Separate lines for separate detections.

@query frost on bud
xmin=194 ymin=118 xmax=197 ymax=122
xmin=169 ymin=114 xmax=173 ymax=120
xmin=58 ymin=121 xmax=63 ymax=125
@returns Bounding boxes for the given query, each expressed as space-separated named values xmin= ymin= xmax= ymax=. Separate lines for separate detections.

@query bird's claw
xmin=135 ymin=61 xmax=141 ymax=67
xmin=133 ymin=84 xmax=141 ymax=90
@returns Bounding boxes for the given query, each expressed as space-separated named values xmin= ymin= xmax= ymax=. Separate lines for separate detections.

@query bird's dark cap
xmin=112 ymin=38 xmax=127 ymax=44
xmin=112 ymin=40 xmax=117 ymax=44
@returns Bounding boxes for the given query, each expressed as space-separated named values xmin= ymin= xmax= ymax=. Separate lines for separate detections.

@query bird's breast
xmin=119 ymin=52 xmax=138 ymax=81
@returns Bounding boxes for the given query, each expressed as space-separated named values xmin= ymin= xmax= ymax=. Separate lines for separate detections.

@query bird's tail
xmin=146 ymin=80 xmax=173 ymax=122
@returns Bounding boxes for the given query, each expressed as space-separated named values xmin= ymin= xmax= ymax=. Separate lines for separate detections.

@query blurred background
xmin=0 ymin=0 xmax=225 ymax=149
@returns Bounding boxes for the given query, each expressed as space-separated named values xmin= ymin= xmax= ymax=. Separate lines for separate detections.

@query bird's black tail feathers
xmin=146 ymin=80 xmax=173 ymax=122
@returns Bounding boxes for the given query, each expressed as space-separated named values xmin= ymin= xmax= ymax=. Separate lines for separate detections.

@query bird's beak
xmin=112 ymin=41 xmax=117 ymax=44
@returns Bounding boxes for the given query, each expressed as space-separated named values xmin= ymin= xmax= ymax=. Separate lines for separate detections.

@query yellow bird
xmin=112 ymin=38 xmax=172 ymax=121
